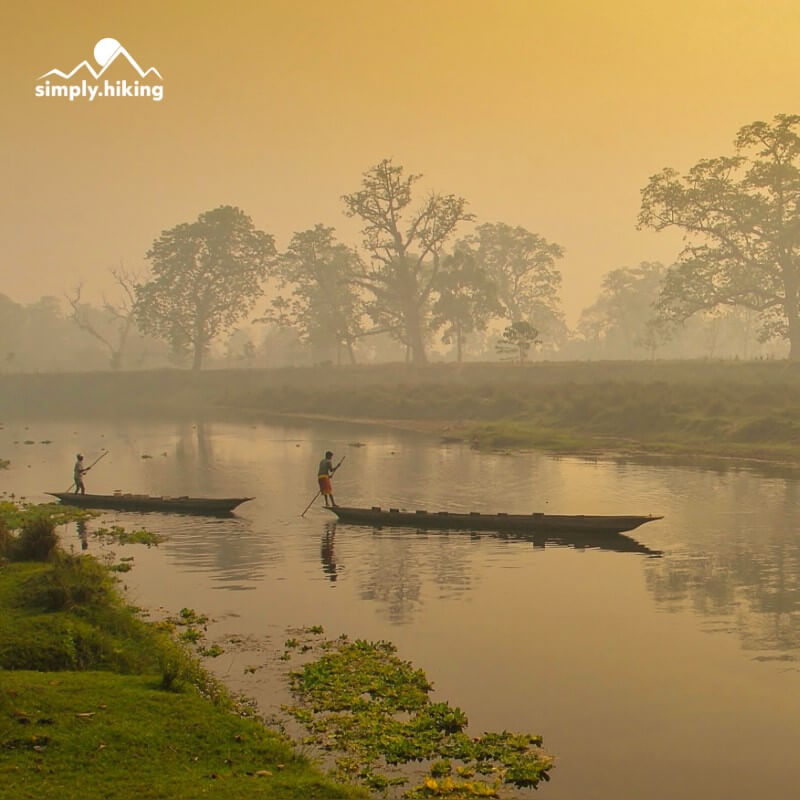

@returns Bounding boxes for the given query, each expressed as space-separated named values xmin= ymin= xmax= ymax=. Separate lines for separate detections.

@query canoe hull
xmin=47 ymin=492 xmax=252 ymax=515
xmin=325 ymin=506 xmax=662 ymax=534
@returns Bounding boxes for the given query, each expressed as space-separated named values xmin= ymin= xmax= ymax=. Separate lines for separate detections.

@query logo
xmin=35 ymin=38 xmax=164 ymax=102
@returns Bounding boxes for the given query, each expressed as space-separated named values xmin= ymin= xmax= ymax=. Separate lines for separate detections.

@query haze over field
xmin=4 ymin=0 xmax=800 ymax=324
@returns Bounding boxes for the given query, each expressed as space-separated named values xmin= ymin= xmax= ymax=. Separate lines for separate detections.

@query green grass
xmin=0 ymin=506 xmax=366 ymax=800
xmin=0 ymin=671 xmax=362 ymax=799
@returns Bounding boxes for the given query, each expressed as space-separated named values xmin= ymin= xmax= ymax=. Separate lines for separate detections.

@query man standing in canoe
xmin=317 ymin=450 xmax=339 ymax=508
xmin=73 ymin=454 xmax=88 ymax=494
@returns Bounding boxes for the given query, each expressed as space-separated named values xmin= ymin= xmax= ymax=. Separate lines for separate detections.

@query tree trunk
xmin=405 ymin=306 xmax=427 ymax=364
xmin=784 ymin=272 xmax=800 ymax=361
xmin=787 ymin=314 xmax=800 ymax=360
xmin=456 ymin=324 xmax=463 ymax=363
xmin=192 ymin=339 xmax=205 ymax=370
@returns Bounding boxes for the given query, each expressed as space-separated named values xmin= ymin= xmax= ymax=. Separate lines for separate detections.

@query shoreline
xmin=232 ymin=408 xmax=800 ymax=475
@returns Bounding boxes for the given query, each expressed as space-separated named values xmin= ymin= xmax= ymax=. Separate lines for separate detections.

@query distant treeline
xmin=7 ymin=114 xmax=800 ymax=372
xmin=3 ymin=361 xmax=800 ymax=463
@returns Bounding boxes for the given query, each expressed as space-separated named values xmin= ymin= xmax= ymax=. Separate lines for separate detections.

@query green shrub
xmin=15 ymin=516 xmax=58 ymax=561
xmin=0 ymin=517 xmax=12 ymax=558
xmin=29 ymin=551 xmax=113 ymax=610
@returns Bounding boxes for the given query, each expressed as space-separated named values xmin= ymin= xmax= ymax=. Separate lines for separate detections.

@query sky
xmin=3 ymin=0 xmax=800 ymax=324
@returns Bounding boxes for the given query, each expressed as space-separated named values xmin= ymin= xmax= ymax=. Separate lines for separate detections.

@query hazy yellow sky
xmin=4 ymin=0 xmax=800 ymax=322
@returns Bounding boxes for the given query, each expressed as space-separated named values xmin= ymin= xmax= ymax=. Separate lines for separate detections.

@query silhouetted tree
xmin=342 ymin=159 xmax=473 ymax=363
xmin=431 ymin=246 xmax=500 ymax=362
xmin=639 ymin=113 xmax=800 ymax=360
xmin=496 ymin=321 xmax=540 ymax=364
xmin=135 ymin=206 xmax=275 ymax=370
xmin=576 ymin=262 xmax=669 ymax=357
xmin=267 ymin=224 xmax=364 ymax=364
xmin=465 ymin=222 xmax=564 ymax=324
xmin=67 ymin=266 xmax=141 ymax=370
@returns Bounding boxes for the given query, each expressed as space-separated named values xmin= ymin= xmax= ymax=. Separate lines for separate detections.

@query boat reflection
xmin=324 ymin=521 xmax=661 ymax=557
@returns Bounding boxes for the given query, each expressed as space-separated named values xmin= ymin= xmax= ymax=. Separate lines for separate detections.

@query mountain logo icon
xmin=38 ymin=38 xmax=163 ymax=81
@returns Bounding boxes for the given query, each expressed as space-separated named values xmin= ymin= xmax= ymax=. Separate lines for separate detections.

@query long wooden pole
xmin=65 ymin=449 xmax=109 ymax=492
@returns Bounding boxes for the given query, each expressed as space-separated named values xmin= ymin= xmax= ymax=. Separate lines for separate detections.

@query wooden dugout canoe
xmin=47 ymin=492 xmax=253 ymax=515
xmin=325 ymin=505 xmax=662 ymax=534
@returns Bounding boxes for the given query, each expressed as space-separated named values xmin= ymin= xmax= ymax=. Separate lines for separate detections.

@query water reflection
xmin=645 ymin=528 xmax=800 ymax=659
xmin=329 ymin=520 xmax=662 ymax=557
xmin=76 ymin=518 xmax=88 ymax=551
xmin=8 ymin=417 xmax=800 ymax=800
xmin=321 ymin=522 xmax=339 ymax=582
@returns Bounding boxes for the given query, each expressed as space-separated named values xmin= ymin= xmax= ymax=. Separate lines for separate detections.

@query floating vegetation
xmin=92 ymin=525 xmax=164 ymax=547
xmin=282 ymin=629 xmax=553 ymax=798
xmin=0 ymin=458 xmax=9 ymax=470
xmin=161 ymin=607 xmax=224 ymax=660
xmin=0 ymin=499 xmax=97 ymax=530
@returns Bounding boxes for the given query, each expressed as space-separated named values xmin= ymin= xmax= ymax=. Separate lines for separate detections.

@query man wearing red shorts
xmin=317 ymin=450 xmax=338 ymax=507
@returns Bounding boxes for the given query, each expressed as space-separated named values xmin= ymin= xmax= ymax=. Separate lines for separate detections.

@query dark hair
xmin=325 ymin=451 xmax=333 ymax=458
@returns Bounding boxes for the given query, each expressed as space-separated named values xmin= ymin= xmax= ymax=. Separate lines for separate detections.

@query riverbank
xmin=2 ymin=360 xmax=799 ymax=466
xmin=0 ymin=505 xmax=365 ymax=800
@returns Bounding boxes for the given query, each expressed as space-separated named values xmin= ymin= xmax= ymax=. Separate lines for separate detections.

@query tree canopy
xmin=639 ymin=113 xmax=800 ymax=359
xmin=431 ymin=246 xmax=499 ymax=362
xmin=268 ymin=224 xmax=364 ymax=364
xmin=342 ymin=159 xmax=473 ymax=363
xmin=135 ymin=206 xmax=275 ymax=370
xmin=465 ymin=222 xmax=564 ymax=324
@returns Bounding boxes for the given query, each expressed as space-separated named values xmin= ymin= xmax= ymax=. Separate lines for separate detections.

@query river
xmin=3 ymin=415 xmax=800 ymax=799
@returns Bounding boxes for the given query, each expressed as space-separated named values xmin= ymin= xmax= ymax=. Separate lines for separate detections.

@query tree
xmin=465 ymin=222 xmax=564 ymax=323
xmin=135 ymin=206 xmax=275 ymax=370
xmin=576 ymin=262 xmax=669 ymax=357
xmin=0 ymin=294 xmax=23 ymax=370
xmin=342 ymin=159 xmax=473 ymax=363
xmin=268 ymin=224 xmax=364 ymax=364
xmin=639 ymin=113 xmax=800 ymax=360
xmin=495 ymin=321 xmax=540 ymax=364
xmin=67 ymin=266 xmax=141 ymax=370
xmin=431 ymin=246 xmax=500 ymax=362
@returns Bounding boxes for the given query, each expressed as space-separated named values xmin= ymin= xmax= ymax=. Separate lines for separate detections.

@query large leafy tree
xmin=342 ymin=159 xmax=473 ymax=363
xmin=639 ymin=113 xmax=800 ymax=359
xmin=136 ymin=206 xmax=275 ymax=370
xmin=431 ymin=246 xmax=499 ymax=362
xmin=268 ymin=224 xmax=364 ymax=364
xmin=465 ymin=222 xmax=564 ymax=324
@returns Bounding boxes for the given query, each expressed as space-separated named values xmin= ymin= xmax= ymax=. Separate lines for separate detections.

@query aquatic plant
xmin=282 ymin=628 xmax=553 ymax=798
xmin=92 ymin=525 xmax=163 ymax=546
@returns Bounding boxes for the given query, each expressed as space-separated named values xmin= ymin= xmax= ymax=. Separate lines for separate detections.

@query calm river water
xmin=3 ymin=416 xmax=800 ymax=800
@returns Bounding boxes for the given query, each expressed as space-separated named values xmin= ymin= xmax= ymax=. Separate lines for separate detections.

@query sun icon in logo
xmin=93 ymin=38 xmax=122 ymax=67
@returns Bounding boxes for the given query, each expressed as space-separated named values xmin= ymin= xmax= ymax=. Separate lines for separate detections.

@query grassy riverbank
xmin=0 ymin=506 xmax=365 ymax=800
xmin=2 ymin=360 xmax=799 ymax=464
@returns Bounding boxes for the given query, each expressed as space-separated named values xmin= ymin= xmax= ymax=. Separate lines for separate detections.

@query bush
xmin=0 ymin=518 xmax=12 ymax=559
xmin=29 ymin=551 xmax=113 ymax=611
xmin=15 ymin=517 xmax=58 ymax=561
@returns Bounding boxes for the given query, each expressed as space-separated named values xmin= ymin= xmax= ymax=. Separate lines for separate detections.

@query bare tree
xmin=342 ymin=159 xmax=474 ymax=363
xmin=66 ymin=265 xmax=141 ymax=370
